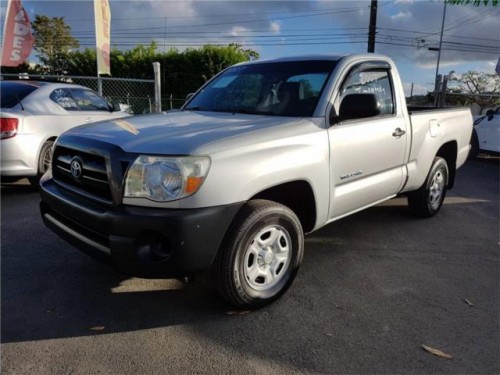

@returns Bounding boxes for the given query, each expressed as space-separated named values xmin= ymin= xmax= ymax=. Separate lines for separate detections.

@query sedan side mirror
xmin=486 ymin=109 xmax=494 ymax=121
xmin=338 ymin=94 xmax=381 ymax=122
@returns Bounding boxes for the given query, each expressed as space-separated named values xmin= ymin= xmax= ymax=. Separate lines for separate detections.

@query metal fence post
xmin=97 ymin=76 xmax=103 ymax=96
xmin=153 ymin=62 xmax=161 ymax=112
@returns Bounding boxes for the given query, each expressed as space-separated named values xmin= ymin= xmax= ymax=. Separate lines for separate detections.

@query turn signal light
xmin=1 ymin=118 xmax=18 ymax=139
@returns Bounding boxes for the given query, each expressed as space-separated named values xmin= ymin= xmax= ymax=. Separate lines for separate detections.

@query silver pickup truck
xmin=39 ymin=54 xmax=473 ymax=308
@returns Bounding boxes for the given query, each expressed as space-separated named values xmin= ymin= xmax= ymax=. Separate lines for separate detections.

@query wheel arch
xmin=250 ymin=180 xmax=317 ymax=233
xmin=34 ymin=137 xmax=57 ymax=174
xmin=436 ymin=140 xmax=457 ymax=189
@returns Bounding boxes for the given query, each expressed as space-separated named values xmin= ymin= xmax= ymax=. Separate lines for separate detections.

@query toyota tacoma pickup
xmin=39 ymin=54 xmax=473 ymax=308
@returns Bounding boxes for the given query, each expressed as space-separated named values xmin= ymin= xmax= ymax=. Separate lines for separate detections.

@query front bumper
xmin=40 ymin=178 xmax=243 ymax=278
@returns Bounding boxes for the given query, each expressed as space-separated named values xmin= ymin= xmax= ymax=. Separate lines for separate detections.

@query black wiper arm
xmin=215 ymin=108 xmax=275 ymax=115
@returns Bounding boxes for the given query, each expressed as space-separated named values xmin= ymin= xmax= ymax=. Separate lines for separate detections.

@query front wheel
xmin=407 ymin=157 xmax=448 ymax=218
xmin=212 ymin=200 xmax=304 ymax=309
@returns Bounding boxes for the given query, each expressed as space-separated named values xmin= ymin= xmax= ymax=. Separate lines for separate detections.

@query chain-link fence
xmin=1 ymin=73 xmax=156 ymax=115
xmin=162 ymin=94 xmax=187 ymax=111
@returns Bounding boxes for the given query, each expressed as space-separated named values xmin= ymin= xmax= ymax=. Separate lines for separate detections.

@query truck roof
xmin=233 ymin=53 xmax=392 ymax=66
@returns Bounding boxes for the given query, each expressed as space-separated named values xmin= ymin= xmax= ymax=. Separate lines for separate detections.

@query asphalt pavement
xmin=1 ymin=156 xmax=498 ymax=374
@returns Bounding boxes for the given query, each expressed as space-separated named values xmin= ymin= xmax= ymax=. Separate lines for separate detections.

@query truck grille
xmin=52 ymin=146 xmax=113 ymax=203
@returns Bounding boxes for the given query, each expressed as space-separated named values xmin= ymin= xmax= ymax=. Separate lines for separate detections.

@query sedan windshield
xmin=184 ymin=60 xmax=337 ymax=117
xmin=1 ymin=81 xmax=39 ymax=108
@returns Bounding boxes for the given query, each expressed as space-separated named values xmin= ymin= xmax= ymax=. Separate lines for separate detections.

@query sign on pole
xmin=94 ymin=0 xmax=111 ymax=75
xmin=1 ymin=0 xmax=34 ymax=67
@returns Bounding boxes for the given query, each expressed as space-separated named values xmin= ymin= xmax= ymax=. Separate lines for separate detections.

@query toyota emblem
xmin=70 ymin=158 xmax=83 ymax=179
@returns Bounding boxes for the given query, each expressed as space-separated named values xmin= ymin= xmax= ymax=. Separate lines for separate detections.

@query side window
xmin=70 ymin=89 xmax=110 ymax=111
xmin=50 ymin=88 xmax=78 ymax=111
xmin=287 ymin=73 xmax=329 ymax=100
xmin=340 ymin=69 xmax=394 ymax=116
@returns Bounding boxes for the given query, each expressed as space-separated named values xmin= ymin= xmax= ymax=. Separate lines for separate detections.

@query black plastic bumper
xmin=39 ymin=178 xmax=243 ymax=278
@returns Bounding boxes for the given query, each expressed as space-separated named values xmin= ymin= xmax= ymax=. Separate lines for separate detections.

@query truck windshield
xmin=184 ymin=60 xmax=337 ymax=117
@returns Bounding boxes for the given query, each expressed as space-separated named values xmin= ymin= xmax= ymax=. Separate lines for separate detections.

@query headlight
xmin=124 ymin=156 xmax=210 ymax=202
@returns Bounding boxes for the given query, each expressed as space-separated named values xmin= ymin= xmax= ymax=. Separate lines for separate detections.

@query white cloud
xmin=230 ymin=26 xmax=250 ymax=37
xmin=391 ymin=11 xmax=411 ymax=21
xmin=270 ymin=21 xmax=281 ymax=33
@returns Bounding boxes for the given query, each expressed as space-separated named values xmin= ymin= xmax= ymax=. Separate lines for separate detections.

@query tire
xmin=407 ymin=157 xmax=448 ymax=218
xmin=212 ymin=199 xmax=304 ymax=309
xmin=468 ymin=129 xmax=479 ymax=159
xmin=28 ymin=140 xmax=54 ymax=188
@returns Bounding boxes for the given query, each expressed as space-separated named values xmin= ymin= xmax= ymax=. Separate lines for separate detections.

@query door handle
xmin=392 ymin=128 xmax=406 ymax=137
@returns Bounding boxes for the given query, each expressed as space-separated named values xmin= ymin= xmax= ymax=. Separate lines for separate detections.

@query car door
xmin=327 ymin=63 xmax=408 ymax=220
xmin=476 ymin=111 xmax=500 ymax=153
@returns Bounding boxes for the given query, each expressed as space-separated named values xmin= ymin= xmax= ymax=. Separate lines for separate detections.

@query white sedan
xmin=471 ymin=107 xmax=500 ymax=158
xmin=1 ymin=81 xmax=130 ymax=185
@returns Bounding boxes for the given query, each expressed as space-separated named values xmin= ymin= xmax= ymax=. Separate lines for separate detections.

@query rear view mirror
xmin=338 ymin=94 xmax=381 ymax=122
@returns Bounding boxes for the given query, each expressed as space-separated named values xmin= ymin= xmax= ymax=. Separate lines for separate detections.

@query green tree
xmin=32 ymin=15 xmax=79 ymax=74
xmin=448 ymin=71 xmax=500 ymax=114
xmin=447 ymin=0 xmax=498 ymax=5
xmin=64 ymin=42 xmax=259 ymax=110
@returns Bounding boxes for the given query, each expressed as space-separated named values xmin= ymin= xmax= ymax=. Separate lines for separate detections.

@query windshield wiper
xmin=214 ymin=108 xmax=275 ymax=116
xmin=183 ymin=106 xmax=205 ymax=111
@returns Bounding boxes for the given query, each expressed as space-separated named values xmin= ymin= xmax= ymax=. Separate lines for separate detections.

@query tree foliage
xmin=32 ymin=15 xmax=79 ymax=74
xmin=64 ymin=42 xmax=259 ymax=101
xmin=448 ymin=71 xmax=500 ymax=113
xmin=446 ymin=0 xmax=499 ymax=6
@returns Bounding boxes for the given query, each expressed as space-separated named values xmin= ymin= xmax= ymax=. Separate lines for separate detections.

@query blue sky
xmin=1 ymin=0 xmax=499 ymax=96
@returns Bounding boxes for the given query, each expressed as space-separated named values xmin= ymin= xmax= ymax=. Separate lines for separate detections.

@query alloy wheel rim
xmin=42 ymin=146 xmax=52 ymax=174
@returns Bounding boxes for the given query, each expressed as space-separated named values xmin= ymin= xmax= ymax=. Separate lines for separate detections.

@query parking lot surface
xmin=1 ymin=157 xmax=498 ymax=374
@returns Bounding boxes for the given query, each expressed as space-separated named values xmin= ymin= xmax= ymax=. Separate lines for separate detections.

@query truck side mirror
xmin=338 ymin=94 xmax=381 ymax=122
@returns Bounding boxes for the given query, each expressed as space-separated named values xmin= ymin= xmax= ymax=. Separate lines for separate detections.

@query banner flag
xmin=1 ymin=0 xmax=34 ymax=67
xmin=94 ymin=0 xmax=111 ymax=75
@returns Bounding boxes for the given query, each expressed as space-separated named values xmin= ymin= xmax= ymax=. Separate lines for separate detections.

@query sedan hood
xmin=63 ymin=111 xmax=303 ymax=154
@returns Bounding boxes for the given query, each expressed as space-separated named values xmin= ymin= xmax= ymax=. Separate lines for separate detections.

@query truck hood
xmin=64 ymin=111 xmax=306 ymax=154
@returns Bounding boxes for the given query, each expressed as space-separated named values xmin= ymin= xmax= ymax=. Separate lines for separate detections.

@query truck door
xmin=327 ymin=63 xmax=408 ymax=220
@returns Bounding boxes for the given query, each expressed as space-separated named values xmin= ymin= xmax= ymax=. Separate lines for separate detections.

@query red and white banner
xmin=1 ymin=0 xmax=34 ymax=67
xmin=94 ymin=0 xmax=111 ymax=75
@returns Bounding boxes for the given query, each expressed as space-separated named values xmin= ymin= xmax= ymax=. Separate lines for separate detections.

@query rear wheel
xmin=28 ymin=140 xmax=54 ymax=188
xmin=407 ymin=157 xmax=448 ymax=218
xmin=212 ymin=200 xmax=304 ymax=309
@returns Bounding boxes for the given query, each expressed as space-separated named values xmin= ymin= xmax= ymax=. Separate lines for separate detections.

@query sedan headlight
xmin=124 ymin=156 xmax=210 ymax=202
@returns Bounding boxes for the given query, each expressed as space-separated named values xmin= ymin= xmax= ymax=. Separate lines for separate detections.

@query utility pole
xmin=368 ymin=0 xmax=378 ymax=53
xmin=434 ymin=1 xmax=448 ymax=106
